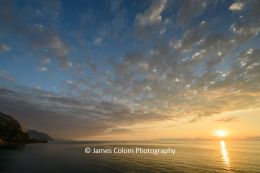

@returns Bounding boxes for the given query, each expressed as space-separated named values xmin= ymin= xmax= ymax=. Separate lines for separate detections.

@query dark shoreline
xmin=0 ymin=140 xmax=48 ymax=145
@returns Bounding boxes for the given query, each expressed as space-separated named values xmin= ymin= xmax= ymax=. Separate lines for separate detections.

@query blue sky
xmin=0 ymin=0 xmax=260 ymax=139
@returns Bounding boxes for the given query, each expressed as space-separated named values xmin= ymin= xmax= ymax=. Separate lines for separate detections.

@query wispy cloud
xmin=0 ymin=0 xmax=71 ymax=69
xmin=0 ymin=44 xmax=10 ymax=52
xmin=0 ymin=71 xmax=15 ymax=82
xmin=216 ymin=116 xmax=239 ymax=123
xmin=135 ymin=0 xmax=167 ymax=27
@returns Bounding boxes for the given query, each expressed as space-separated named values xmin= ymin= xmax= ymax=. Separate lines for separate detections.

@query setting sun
xmin=215 ymin=130 xmax=228 ymax=137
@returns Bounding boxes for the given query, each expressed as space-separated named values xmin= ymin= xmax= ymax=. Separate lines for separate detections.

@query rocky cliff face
xmin=0 ymin=111 xmax=29 ymax=143
xmin=27 ymin=130 xmax=53 ymax=142
xmin=0 ymin=111 xmax=52 ymax=144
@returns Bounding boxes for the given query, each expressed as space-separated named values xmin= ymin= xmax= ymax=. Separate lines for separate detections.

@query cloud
xmin=229 ymin=2 xmax=244 ymax=11
xmin=0 ymin=86 xmax=170 ymax=138
xmin=178 ymin=20 xmax=207 ymax=51
xmin=36 ymin=57 xmax=51 ymax=72
xmin=92 ymin=37 xmax=103 ymax=45
xmin=0 ymin=71 xmax=15 ymax=82
xmin=0 ymin=0 xmax=71 ymax=69
xmin=40 ymin=57 xmax=51 ymax=65
xmin=177 ymin=0 xmax=208 ymax=26
xmin=0 ymin=0 xmax=260 ymax=139
xmin=135 ymin=0 xmax=167 ymax=37
xmin=102 ymin=0 xmax=260 ymax=127
xmin=66 ymin=80 xmax=73 ymax=85
xmin=0 ymin=44 xmax=10 ymax=52
xmin=216 ymin=116 xmax=239 ymax=123
xmin=36 ymin=66 xmax=48 ymax=72
xmin=32 ymin=32 xmax=71 ymax=69
xmin=135 ymin=0 xmax=167 ymax=27
xmin=106 ymin=128 xmax=133 ymax=134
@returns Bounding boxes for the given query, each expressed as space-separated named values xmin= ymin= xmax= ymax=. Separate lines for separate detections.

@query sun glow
xmin=215 ymin=130 xmax=228 ymax=137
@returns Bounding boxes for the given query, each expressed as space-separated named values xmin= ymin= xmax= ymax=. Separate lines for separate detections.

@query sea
xmin=0 ymin=140 xmax=259 ymax=172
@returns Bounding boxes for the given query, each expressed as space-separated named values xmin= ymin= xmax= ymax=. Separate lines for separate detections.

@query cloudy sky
xmin=0 ymin=0 xmax=259 ymax=140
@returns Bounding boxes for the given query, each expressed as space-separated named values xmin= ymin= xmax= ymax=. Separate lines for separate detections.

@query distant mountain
xmin=0 ymin=111 xmax=51 ymax=144
xmin=27 ymin=130 xmax=53 ymax=142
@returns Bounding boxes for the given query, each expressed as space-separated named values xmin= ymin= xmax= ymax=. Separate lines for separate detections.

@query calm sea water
xmin=0 ymin=141 xmax=260 ymax=173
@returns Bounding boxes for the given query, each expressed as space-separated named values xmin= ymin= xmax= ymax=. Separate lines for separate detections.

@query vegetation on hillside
xmin=0 ymin=111 xmax=51 ymax=144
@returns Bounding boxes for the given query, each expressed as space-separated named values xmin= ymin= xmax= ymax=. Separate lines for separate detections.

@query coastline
xmin=0 ymin=139 xmax=48 ymax=145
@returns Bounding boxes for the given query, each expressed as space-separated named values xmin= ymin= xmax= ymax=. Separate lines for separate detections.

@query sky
xmin=0 ymin=0 xmax=260 ymax=140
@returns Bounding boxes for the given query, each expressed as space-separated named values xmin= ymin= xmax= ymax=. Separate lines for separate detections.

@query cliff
xmin=0 ymin=111 xmax=52 ymax=144
xmin=27 ymin=130 xmax=53 ymax=142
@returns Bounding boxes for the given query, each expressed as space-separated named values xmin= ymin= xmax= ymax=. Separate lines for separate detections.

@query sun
xmin=215 ymin=130 xmax=228 ymax=138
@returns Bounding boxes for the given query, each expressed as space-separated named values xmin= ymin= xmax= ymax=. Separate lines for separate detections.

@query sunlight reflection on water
xmin=220 ymin=140 xmax=230 ymax=168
